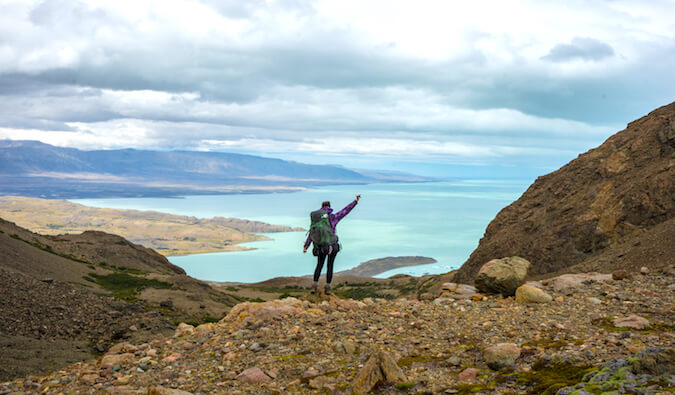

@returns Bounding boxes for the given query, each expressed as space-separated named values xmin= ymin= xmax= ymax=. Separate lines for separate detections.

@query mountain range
xmin=0 ymin=140 xmax=431 ymax=198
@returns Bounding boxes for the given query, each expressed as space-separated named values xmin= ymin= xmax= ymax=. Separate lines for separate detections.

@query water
xmin=72 ymin=180 xmax=529 ymax=282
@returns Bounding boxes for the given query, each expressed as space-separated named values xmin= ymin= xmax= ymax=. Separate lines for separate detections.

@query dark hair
xmin=322 ymin=201 xmax=331 ymax=207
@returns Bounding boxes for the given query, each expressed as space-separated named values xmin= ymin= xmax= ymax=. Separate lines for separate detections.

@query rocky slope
xmin=1 ymin=271 xmax=672 ymax=394
xmin=454 ymin=102 xmax=675 ymax=284
xmin=0 ymin=218 xmax=257 ymax=381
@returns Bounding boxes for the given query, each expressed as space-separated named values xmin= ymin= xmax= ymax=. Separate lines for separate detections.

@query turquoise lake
xmin=72 ymin=180 xmax=530 ymax=283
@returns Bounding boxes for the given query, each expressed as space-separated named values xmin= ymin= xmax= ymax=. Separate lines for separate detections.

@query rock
xmin=161 ymin=353 xmax=182 ymax=363
xmin=483 ymin=343 xmax=520 ymax=370
xmin=458 ymin=368 xmax=479 ymax=381
xmin=302 ymin=368 xmax=319 ymax=379
xmin=101 ymin=353 xmax=135 ymax=366
xmin=612 ymin=270 xmax=632 ymax=280
xmin=632 ymin=348 xmax=675 ymax=375
xmin=640 ymin=266 xmax=649 ymax=275
xmin=222 ymin=298 xmax=304 ymax=327
xmin=309 ymin=375 xmax=336 ymax=391
xmin=586 ymin=297 xmax=602 ymax=305
xmin=440 ymin=283 xmax=478 ymax=299
xmin=174 ymin=323 xmax=195 ymax=337
xmin=195 ymin=323 xmax=216 ymax=334
xmin=236 ymin=367 xmax=272 ymax=383
xmin=352 ymin=350 xmax=406 ymax=393
xmin=540 ymin=273 xmax=612 ymax=292
xmin=148 ymin=386 xmax=195 ymax=395
xmin=613 ymin=315 xmax=650 ymax=329
xmin=445 ymin=356 xmax=461 ymax=366
xmin=515 ymin=284 xmax=552 ymax=303
xmin=474 ymin=257 xmax=530 ymax=296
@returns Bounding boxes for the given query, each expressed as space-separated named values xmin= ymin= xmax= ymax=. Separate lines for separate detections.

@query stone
xmin=445 ymin=356 xmax=461 ymax=366
xmin=538 ymin=273 xmax=611 ymax=291
xmin=632 ymin=348 xmax=675 ymax=375
xmin=236 ymin=367 xmax=272 ymax=383
xmin=612 ymin=270 xmax=632 ymax=280
xmin=302 ymin=368 xmax=319 ymax=379
xmin=161 ymin=353 xmax=182 ymax=363
xmin=174 ymin=323 xmax=195 ymax=337
xmin=101 ymin=353 xmax=135 ymax=366
xmin=483 ymin=343 xmax=520 ymax=370
xmin=613 ymin=315 xmax=650 ymax=329
xmin=222 ymin=298 xmax=304 ymax=327
xmin=586 ymin=297 xmax=602 ymax=305
xmin=440 ymin=283 xmax=478 ymax=299
xmin=309 ymin=375 xmax=336 ymax=391
xmin=458 ymin=368 xmax=479 ymax=381
xmin=640 ymin=266 xmax=649 ymax=275
xmin=474 ymin=257 xmax=530 ymax=296
xmin=515 ymin=284 xmax=552 ymax=303
xmin=352 ymin=350 xmax=406 ymax=393
xmin=148 ymin=386 xmax=195 ymax=395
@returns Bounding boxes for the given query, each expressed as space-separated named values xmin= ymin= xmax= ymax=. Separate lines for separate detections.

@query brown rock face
xmin=455 ymin=102 xmax=675 ymax=283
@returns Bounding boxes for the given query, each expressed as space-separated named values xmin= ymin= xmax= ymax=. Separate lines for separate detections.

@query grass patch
xmin=395 ymin=382 xmax=415 ymax=390
xmin=522 ymin=338 xmax=568 ymax=349
xmin=397 ymin=355 xmax=443 ymax=368
xmin=184 ymin=316 xmax=221 ymax=327
xmin=88 ymin=272 xmax=172 ymax=301
xmin=455 ymin=383 xmax=495 ymax=394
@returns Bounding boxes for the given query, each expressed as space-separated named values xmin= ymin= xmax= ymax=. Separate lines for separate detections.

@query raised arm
xmin=333 ymin=196 xmax=359 ymax=223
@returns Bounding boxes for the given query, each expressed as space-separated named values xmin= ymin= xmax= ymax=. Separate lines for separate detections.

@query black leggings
xmin=313 ymin=247 xmax=338 ymax=284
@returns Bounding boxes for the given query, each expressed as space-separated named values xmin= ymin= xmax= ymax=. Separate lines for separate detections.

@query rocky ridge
xmin=2 ymin=271 xmax=672 ymax=394
xmin=454 ymin=102 xmax=675 ymax=283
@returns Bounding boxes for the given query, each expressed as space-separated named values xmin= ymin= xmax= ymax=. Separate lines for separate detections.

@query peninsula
xmin=0 ymin=196 xmax=302 ymax=256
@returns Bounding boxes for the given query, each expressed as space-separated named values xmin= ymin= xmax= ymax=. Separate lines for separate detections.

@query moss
xmin=397 ymin=355 xmax=443 ymax=368
xmin=89 ymin=272 xmax=172 ymax=301
xmin=395 ymin=381 xmax=415 ymax=390
xmin=184 ymin=316 xmax=221 ymax=327
xmin=454 ymin=383 xmax=495 ymax=394
xmin=496 ymin=359 xmax=596 ymax=395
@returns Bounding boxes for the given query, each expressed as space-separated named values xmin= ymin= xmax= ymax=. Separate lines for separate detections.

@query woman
xmin=303 ymin=194 xmax=360 ymax=294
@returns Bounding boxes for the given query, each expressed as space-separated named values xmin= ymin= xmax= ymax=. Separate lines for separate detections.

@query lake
xmin=72 ymin=180 xmax=530 ymax=282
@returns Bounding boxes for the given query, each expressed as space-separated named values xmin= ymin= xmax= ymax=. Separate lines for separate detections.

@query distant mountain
xmin=453 ymin=101 xmax=675 ymax=283
xmin=0 ymin=140 xmax=431 ymax=198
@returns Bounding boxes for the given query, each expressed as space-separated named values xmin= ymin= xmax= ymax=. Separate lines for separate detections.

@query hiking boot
xmin=311 ymin=283 xmax=317 ymax=294
xmin=324 ymin=284 xmax=331 ymax=295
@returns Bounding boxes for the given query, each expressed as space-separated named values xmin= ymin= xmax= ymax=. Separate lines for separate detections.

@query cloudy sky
xmin=1 ymin=0 xmax=673 ymax=176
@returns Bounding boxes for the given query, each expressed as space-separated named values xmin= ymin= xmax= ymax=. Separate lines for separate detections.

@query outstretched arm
xmin=333 ymin=195 xmax=360 ymax=222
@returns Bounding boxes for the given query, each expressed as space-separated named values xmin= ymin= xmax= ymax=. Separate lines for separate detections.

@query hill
xmin=0 ymin=217 xmax=262 ymax=380
xmin=454 ymin=102 xmax=675 ymax=283
xmin=0 ymin=196 xmax=301 ymax=256
xmin=0 ymin=140 xmax=432 ymax=198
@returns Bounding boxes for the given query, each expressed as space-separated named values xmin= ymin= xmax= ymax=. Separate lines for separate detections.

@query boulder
xmin=515 ymin=284 xmax=552 ymax=303
xmin=538 ymin=273 xmax=612 ymax=292
xmin=352 ymin=350 xmax=406 ymax=393
xmin=614 ymin=315 xmax=650 ymax=329
xmin=174 ymin=323 xmax=195 ymax=338
xmin=101 ymin=353 xmax=135 ymax=366
xmin=483 ymin=343 xmax=520 ymax=370
xmin=475 ymin=257 xmax=530 ymax=296
xmin=222 ymin=298 xmax=305 ymax=327
xmin=612 ymin=270 xmax=632 ymax=280
xmin=440 ymin=283 xmax=478 ymax=299
xmin=458 ymin=368 xmax=479 ymax=381
xmin=236 ymin=367 xmax=272 ymax=383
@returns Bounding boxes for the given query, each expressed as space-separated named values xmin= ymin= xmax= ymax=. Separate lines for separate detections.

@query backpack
xmin=309 ymin=209 xmax=338 ymax=248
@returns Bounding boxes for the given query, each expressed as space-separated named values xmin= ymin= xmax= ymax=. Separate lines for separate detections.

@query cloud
xmin=0 ymin=0 xmax=674 ymax=173
xmin=542 ymin=37 xmax=615 ymax=62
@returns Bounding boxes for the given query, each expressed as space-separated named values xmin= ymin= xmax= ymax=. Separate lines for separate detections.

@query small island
xmin=335 ymin=256 xmax=437 ymax=277
xmin=0 ymin=196 xmax=303 ymax=256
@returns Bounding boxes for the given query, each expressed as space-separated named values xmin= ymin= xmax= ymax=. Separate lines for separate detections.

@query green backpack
xmin=309 ymin=209 xmax=338 ymax=247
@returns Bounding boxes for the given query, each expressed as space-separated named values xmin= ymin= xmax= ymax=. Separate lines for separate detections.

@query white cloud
xmin=0 ymin=0 xmax=673 ymax=172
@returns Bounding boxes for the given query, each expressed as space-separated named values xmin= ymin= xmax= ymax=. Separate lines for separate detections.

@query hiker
xmin=303 ymin=195 xmax=360 ymax=295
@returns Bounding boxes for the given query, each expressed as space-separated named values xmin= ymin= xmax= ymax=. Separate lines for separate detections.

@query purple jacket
xmin=304 ymin=199 xmax=358 ymax=249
